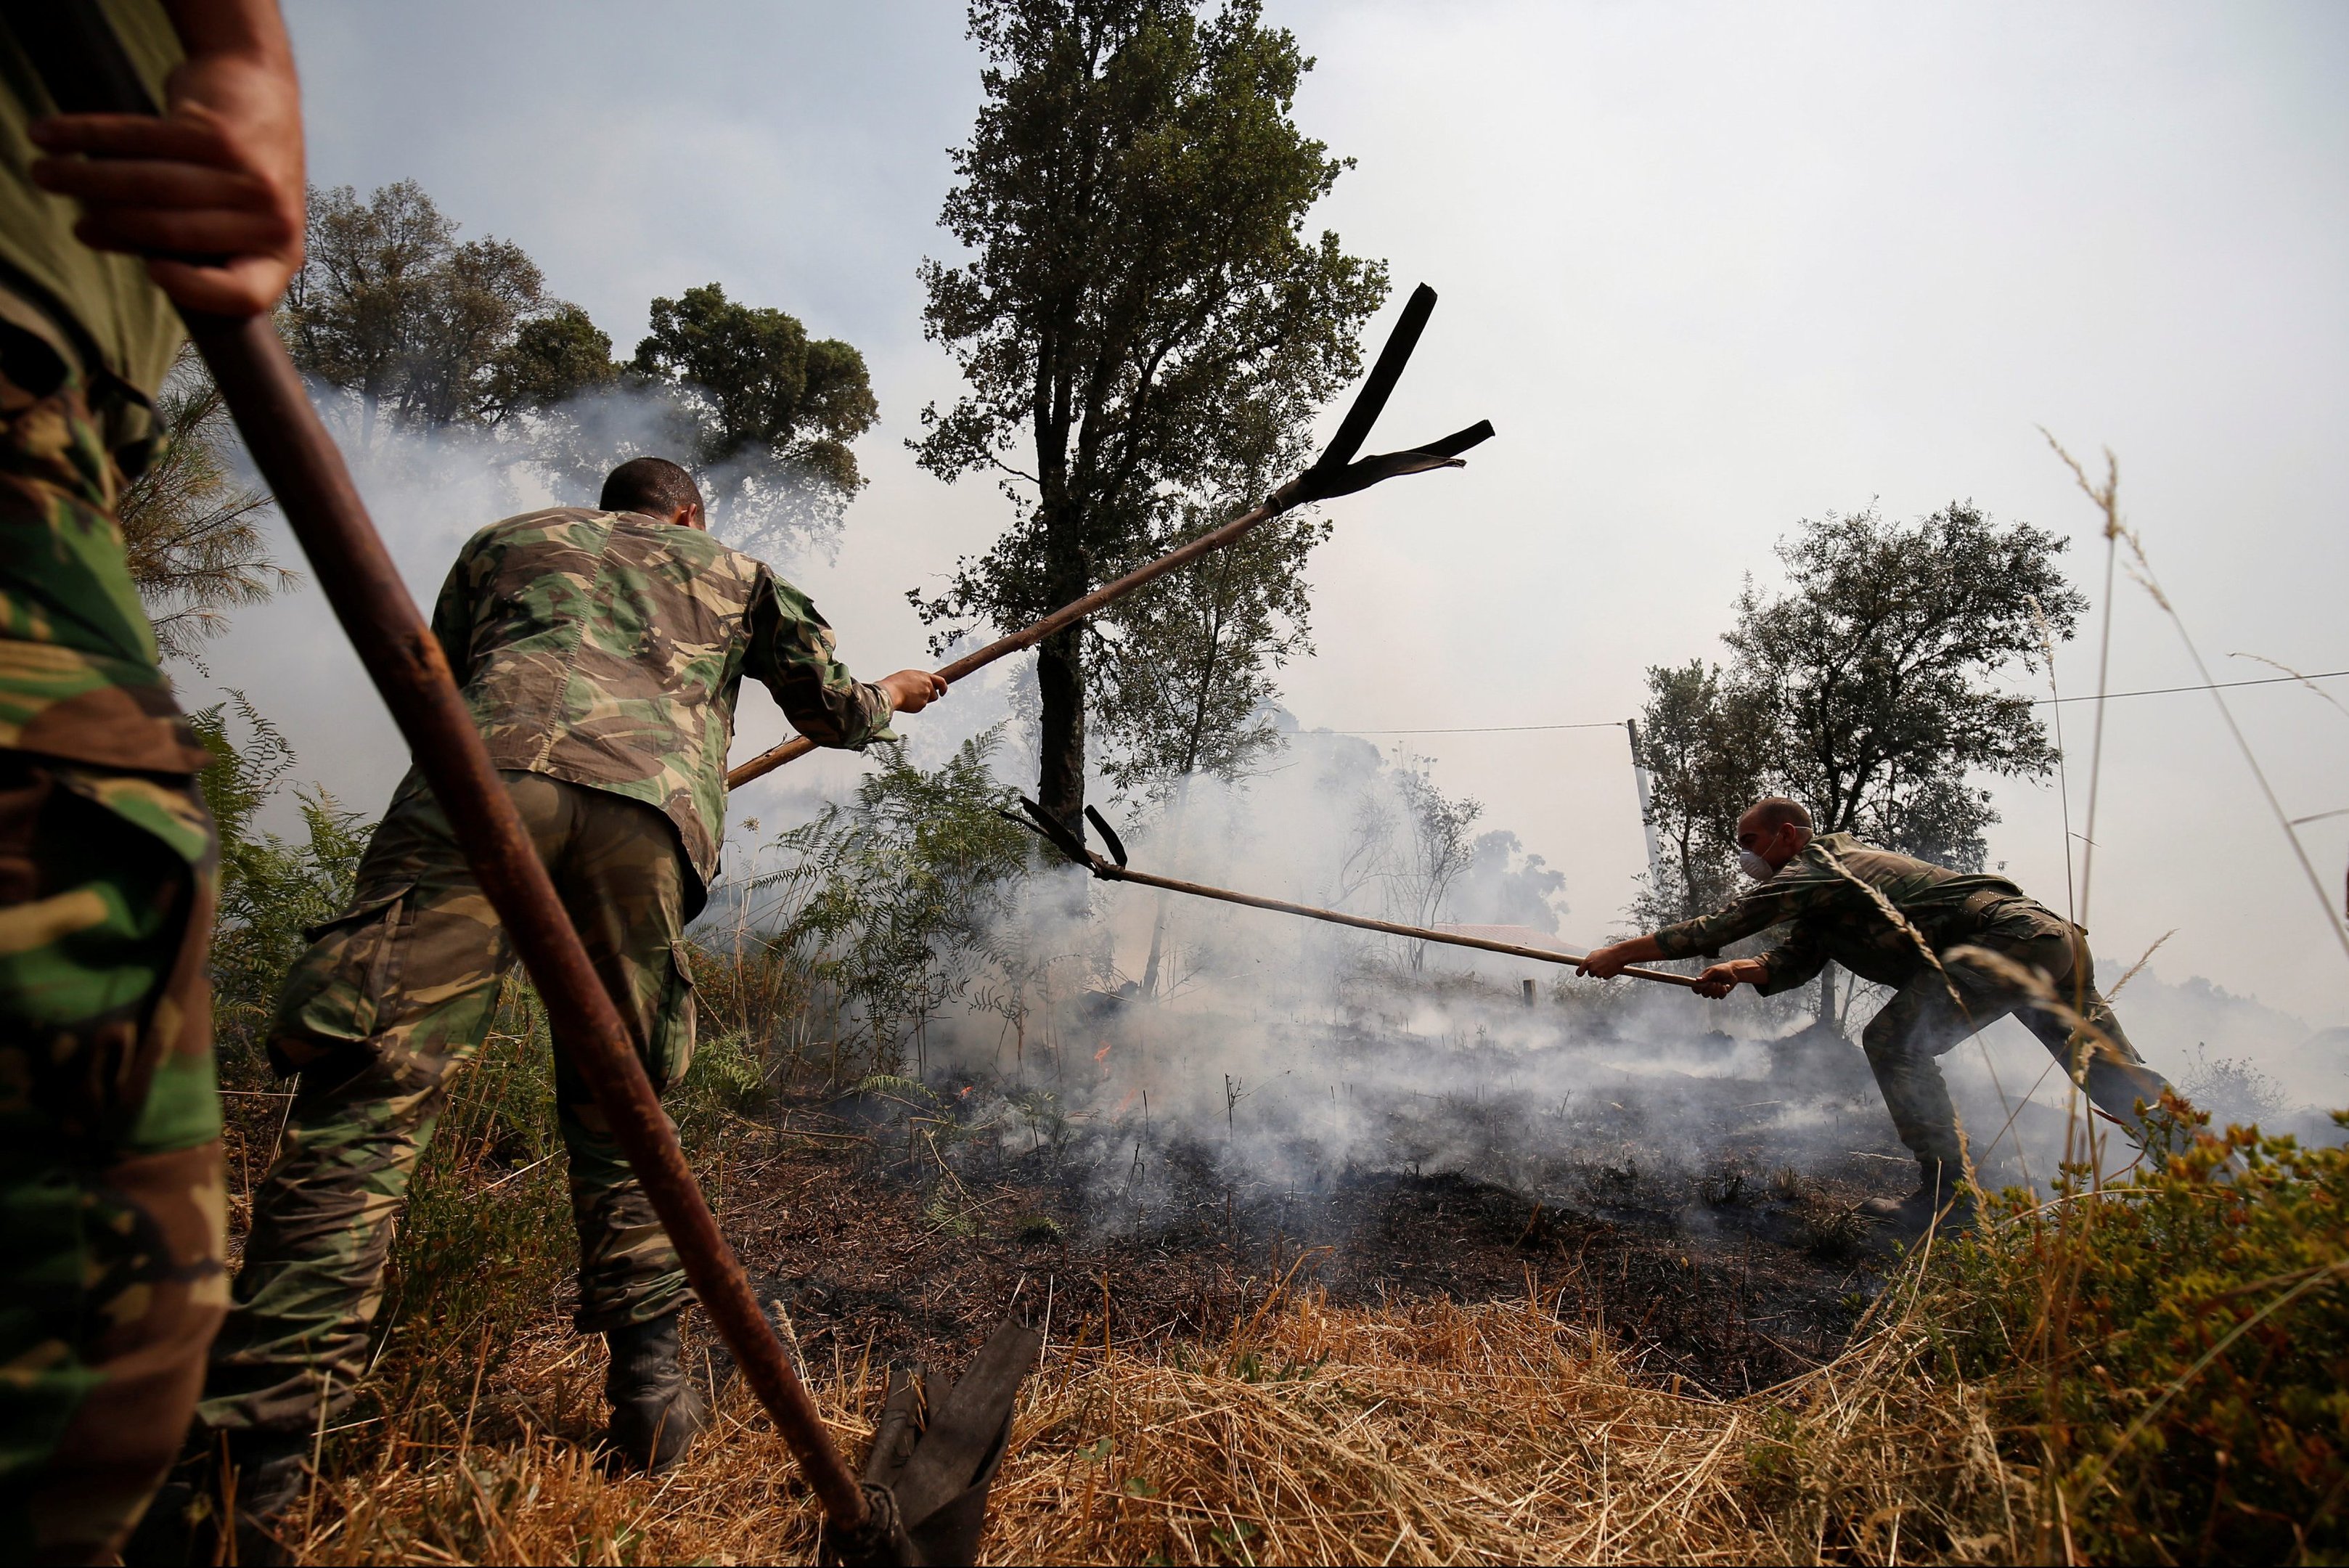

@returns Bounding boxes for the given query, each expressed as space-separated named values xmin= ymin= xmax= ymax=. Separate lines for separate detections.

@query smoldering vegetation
xmin=712 ymin=716 xmax=2170 ymax=1217
xmin=677 ymin=724 xmax=2096 ymax=1406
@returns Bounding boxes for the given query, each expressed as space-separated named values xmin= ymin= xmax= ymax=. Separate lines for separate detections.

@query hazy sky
xmin=205 ymin=1 xmax=2349 ymax=1027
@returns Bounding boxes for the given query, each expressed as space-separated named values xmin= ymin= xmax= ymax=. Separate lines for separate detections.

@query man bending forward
xmin=1580 ymin=797 xmax=2171 ymax=1230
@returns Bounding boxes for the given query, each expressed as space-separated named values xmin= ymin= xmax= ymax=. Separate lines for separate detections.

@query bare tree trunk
xmin=1037 ymin=626 xmax=1086 ymax=831
xmin=1815 ymin=966 xmax=1839 ymax=1034
xmin=1140 ymin=894 xmax=1169 ymax=996
xmin=1140 ymin=774 xmax=1196 ymax=999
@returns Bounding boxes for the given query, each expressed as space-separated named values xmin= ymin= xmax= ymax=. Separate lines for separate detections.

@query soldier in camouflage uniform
xmin=0 ymin=1 xmax=306 ymax=1559
xmin=1581 ymin=797 xmax=2171 ymax=1230
xmin=191 ymin=458 xmax=944 ymax=1521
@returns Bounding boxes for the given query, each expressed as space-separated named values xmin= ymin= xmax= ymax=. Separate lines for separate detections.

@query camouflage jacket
xmin=1651 ymin=832 xmax=2070 ymax=995
xmin=430 ymin=507 xmax=894 ymax=890
xmin=0 ymin=1 xmax=204 ymax=778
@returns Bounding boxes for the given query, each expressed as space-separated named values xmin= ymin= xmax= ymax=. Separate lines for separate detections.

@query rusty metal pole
xmin=7 ymin=4 xmax=872 ymax=1534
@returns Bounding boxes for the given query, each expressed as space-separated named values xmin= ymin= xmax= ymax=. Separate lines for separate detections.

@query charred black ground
xmin=716 ymin=1020 xmax=1928 ymax=1400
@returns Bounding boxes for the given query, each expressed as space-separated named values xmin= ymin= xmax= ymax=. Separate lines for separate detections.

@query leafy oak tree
xmin=912 ymin=0 xmax=1388 ymax=829
xmin=284 ymin=181 xmax=878 ymax=558
xmin=283 ymin=181 xmax=613 ymax=441
xmin=1629 ymin=659 xmax=1769 ymax=927
xmin=1731 ymin=503 xmax=2081 ymax=867
xmin=632 ymin=282 xmax=880 ymax=556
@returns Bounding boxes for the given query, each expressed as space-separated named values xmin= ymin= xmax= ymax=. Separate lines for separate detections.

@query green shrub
xmin=1945 ymin=1096 xmax=2348 ymax=1561
xmin=716 ymin=727 xmax=1034 ymax=1085
xmin=191 ymin=693 xmax=369 ymax=1076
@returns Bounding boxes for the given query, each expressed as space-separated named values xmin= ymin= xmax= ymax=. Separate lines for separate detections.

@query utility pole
xmin=1625 ymin=719 xmax=1667 ymax=893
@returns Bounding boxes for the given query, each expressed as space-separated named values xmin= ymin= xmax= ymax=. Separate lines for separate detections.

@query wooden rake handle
xmin=1003 ymin=797 xmax=1703 ymax=990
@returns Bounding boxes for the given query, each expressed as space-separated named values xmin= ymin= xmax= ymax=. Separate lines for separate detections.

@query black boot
xmin=123 ymin=1428 xmax=309 ymax=1567
xmin=1860 ymin=1161 xmax=1974 ymax=1236
xmin=226 ymin=1431 xmax=312 ymax=1565
xmin=604 ymin=1312 xmax=708 ymax=1474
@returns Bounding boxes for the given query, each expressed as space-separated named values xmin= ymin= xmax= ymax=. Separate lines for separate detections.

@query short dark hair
xmin=1745 ymin=796 xmax=1813 ymax=833
xmin=599 ymin=457 xmax=703 ymax=519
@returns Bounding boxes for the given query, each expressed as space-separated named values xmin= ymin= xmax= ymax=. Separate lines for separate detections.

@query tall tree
xmin=1092 ymin=406 xmax=1327 ymax=800
xmin=486 ymin=303 xmax=619 ymax=422
xmin=283 ymin=181 xmax=613 ymax=442
xmin=1729 ymin=503 xmax=2082 ymax=870
xmin=1093 ymin=501 xmax=1324 ymax=799
xmin=912 ymin=0 xmax=1388 ymax=830
xmin=117 ymin=347 xmax=296 ymax=666
xmin=632 ymin=282 xmax=879 ymax=555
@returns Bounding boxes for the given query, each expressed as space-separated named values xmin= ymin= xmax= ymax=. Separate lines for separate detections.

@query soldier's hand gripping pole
xmin=7 ymin=5 xmax=913 ymax=1555
xmin=727 ymin=282 xmax=1494 ymax=789
xmin=1002 ymin=800 xmax=1705 ymax=990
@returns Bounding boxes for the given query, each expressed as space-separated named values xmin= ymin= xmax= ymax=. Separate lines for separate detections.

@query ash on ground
xmin=726 ymin=1000 xmax=1985 ymax=1400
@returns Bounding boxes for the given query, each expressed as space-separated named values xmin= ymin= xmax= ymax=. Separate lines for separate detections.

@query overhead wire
xmin=1326 ymin=667 xmax=2348 ymax=736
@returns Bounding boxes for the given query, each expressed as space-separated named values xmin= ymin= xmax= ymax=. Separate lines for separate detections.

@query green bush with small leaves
xmin=1942 ymin=1096 xmax=2348 ymax=1561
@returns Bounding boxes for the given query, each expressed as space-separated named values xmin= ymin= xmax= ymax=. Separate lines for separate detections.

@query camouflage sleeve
xmin=1651 ymin=891 xmax=1786 ymax=959
xmin=1651 ymin=854 xmax=1855 ymax=960
xmin=1752 ymin=923 xmax=1829 ymax=995
xmin=743 ymin=572 xmax=896 ymax=748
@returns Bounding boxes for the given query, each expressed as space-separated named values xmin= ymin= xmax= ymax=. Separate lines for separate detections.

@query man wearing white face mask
xmin=1579 ymin=796 xmax=2172 ymax=1231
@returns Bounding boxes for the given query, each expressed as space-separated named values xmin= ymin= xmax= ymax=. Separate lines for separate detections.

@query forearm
xmin=1652 ymin=897 xmax=1784 ymax=960
xmin=747 ymin=579 xmax=905 ymax=748
xmin=765 ymin=676 xmax=888 ymax=748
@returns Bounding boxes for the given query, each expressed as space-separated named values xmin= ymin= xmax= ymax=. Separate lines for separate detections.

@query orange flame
xmin=1094 ymin=1043 xmax=1112 ymax=1063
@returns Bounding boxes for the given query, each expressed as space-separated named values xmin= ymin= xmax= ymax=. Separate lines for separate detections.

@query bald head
xmin=1736 ymin=796 xmax=1815 ymax=875
xmin=1744 ymin=796 xmax=1812 ymax=834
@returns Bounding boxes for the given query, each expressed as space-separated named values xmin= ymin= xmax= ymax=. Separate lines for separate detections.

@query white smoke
xmin=189 ymin=383 xmax=2340 ymax=1235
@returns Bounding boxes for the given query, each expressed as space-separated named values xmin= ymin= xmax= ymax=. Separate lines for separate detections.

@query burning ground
xmin=220 ymin=954 xmax=2348 ymax=1566
xmin=740 ymin=1001 xmax=1916 ymax=1402
xmin=242 ymin=977 xmax=1954 ymax=1564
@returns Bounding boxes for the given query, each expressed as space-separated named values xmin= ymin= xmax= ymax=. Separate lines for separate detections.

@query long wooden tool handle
xmin=1 ymin=4 xmax=873 ymax=1524
xmin=1103 ymin=862 xmax=1702 ymax=989
xmin=725 ymin=498 xmax=1278 ymax=789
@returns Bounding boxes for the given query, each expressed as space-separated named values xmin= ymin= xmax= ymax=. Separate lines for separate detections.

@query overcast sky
xmin=205 ymin=1 xmax=2349 ymax=1028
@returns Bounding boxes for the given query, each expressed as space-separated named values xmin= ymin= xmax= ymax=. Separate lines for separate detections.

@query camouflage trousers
xmin=198 ymin=769 xmax=698 ymax=1438
xmin=0 ymin=754 xmax=224 ymax=1564
xmin=1861 ymin=927 xmax=2170 ymax=1173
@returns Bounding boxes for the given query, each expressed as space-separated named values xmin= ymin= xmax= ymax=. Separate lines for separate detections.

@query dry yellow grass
xmin=279 ymin=1258 xmax=2035 ymax=1567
